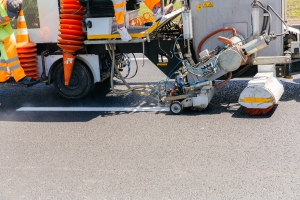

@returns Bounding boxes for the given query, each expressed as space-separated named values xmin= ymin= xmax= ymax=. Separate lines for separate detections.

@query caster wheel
xmin=170 ymin=101 xmax=183 ymax=115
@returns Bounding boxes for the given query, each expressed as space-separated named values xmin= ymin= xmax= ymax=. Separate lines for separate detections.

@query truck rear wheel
xmin=53 ymin=61 xmax=93 ymax=99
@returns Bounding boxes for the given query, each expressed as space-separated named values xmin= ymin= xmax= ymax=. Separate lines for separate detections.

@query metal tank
xmin=189 ymin=0 xmax=284 ymax=58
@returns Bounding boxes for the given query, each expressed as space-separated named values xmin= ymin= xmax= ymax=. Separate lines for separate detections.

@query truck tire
xmin=53 ymin=61 xmax=93 ymax=99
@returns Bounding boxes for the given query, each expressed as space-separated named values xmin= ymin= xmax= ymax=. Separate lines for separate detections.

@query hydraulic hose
xmin=232 ymin=62 xmax=253 ymax=79
xmin=251 ymin=0 xmax=270 ymax=35
xmin=197 ymin=27 xmax=237 ymax=55
xmin=255 ymin=2 xmax=272 ymax=35
xmin=217 ymin=36 xmax=234 ymax=46
xmin=107 ymin=44 xmax=153 ymax=96
xmin=214 ymin=72 xmax=232 ymax=88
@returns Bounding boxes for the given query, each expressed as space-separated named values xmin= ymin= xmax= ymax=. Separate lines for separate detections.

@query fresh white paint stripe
xmin=16 ymin=107 xmax=169 ymax=112
xmin=131 ymin=58 xmax=148 ymax=61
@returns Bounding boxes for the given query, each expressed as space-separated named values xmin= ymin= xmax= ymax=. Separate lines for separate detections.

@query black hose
xmin=127 ymin=53 xmax=139 ymax=79
xmin=261 ymin=15 xmax=269 ymax=35
xmin=252 ymin=0 xmax=272 ymax=35
xmin=253 ymin=0 xmax=288 ymax=37
xmin=257 ymin=4 xmax=272 ymax=35
xmin=260 ymin=2 xmax=269 ymax=35
xmin=232 ymin=63 xmax=253 ymax=78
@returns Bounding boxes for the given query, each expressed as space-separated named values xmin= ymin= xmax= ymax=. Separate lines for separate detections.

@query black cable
xmin=254 ymin=2 xmax=272 ymax=35
xmin=259 ymin=2 xmax=269 ymax=35
xmin=127 ymin=53 xmax=139 ymax=79
xmin=259 ymin=4 xmax=272 ymax=35
xmin=232 ymin=63 xmax=253 ymax=78
xmin=250 ymin=1 xmax=269 ymax=36
xmin=157 ymin=32 xmax=174 ymax=59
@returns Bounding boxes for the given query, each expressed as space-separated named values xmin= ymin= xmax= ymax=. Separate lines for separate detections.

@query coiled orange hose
xmin=197 ymin=27 xmax=237 ymax=55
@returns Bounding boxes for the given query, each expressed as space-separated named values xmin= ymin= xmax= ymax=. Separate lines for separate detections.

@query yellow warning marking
xmin=196 ymin=4 xmax=201 ymax=10
xmin=157 ymin=62 xmax=168 ymax=67
xmin=87 ymin=22 xmax=162 ymax=40
xmin=240 ymin=97 xmax=273 ymax=104
xmin=203 ymin=2 xmax=214 ymax=8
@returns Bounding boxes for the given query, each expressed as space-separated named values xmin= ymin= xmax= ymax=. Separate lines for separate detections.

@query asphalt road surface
xmin=1 ymin=57 xmax=300 ymax=199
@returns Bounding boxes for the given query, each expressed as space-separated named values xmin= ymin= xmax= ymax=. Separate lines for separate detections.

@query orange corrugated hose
xmin=58 ymin=0 xmax=86 ymax=85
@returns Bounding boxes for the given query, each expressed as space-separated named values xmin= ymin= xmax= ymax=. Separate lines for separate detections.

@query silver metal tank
xmin=190 ymin=0 xmax=284 ymax=58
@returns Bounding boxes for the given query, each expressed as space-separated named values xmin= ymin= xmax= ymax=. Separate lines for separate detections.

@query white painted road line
xmin=131 ymin=58 xmax=148 ymax=61
xmin=16 ymin=107 xmax=170 ymax=112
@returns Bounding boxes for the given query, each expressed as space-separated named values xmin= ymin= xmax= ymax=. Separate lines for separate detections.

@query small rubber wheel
xmin=53 ymin=61 xmax=94 ymax=99
xmin=170 ymin=101 xmax=183 ymax=115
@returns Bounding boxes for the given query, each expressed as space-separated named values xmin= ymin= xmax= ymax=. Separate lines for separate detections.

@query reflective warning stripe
xmin=0 ymin=59 xmax=6 ymax=63
xmin=10 ymin=63 xmax=21 ymax=71
xmin=0 ymin=59 xmax=6 ymax=71
xmin=113 ymin=0 xmax=126 ymax=24
xmin=6 ymin=56 xmax=20 ymax=70
xmin=18 ymin=15 xmax=25 ymax=22
xmin=6 ymin=56 xmax=18 ymax=64
xmin=0 ymin=15 xmax=10 ymax=26
xmin=239 ymin=97 xmax=273 ymax=103
xmin=114 ymin=6 xmax=126 ymax=13
xmin=113 ymin=0 xmax=125 ymax=5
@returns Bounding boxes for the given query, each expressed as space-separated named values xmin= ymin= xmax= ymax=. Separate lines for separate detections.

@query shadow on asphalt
xmin=0 ymin=79 xmax=299 ymax=122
